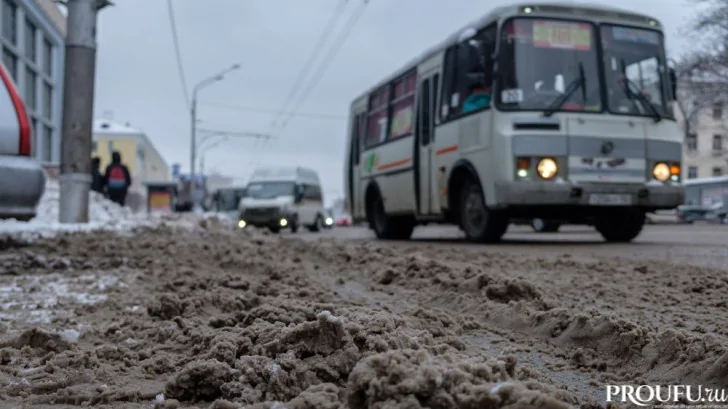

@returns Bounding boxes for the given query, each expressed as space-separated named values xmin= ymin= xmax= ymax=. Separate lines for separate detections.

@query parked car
xmin=336 ymin=212 xmax=353 ymax=227
xmin=676 ymin=204 xmax=713 ymax=224
xmin=705 ymin=208 xmax=727 ymax=224
xmin=0 ymin=61 xmax=45 ymax=221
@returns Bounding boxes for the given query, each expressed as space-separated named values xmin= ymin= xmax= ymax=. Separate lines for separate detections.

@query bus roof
xmin=249 ymin=166 xmax=320 ymax=185
xmin=683 ymin=176 xmax=728 ymax=186
xmin=351 ymin=1 xmax=660 ymax=105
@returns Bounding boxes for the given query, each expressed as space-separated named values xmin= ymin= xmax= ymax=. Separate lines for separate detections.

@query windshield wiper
xmin=618 ymin=59 xmax=662 ymax=123
xmin=543 ymin=62 xmax=587 ymax=117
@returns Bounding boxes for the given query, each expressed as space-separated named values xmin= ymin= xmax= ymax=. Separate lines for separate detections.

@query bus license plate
xmin=588 ymin=193 xmax=632 ymax=206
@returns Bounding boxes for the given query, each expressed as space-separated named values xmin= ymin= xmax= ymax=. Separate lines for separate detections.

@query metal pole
xmin=190 ymin=90 xmax=197 ymax=181
xmin=58 ymin=0 xmax=112 ymax=224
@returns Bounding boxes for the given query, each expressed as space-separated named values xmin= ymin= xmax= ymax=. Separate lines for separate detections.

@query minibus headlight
xmin=537 ymin=158 xmax=558 ymax=179
xmin=653 ymin=163 xmax=670 ymax=182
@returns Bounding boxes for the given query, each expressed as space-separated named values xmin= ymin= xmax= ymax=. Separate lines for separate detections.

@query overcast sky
xmin=90 ymin=0 xmax=695 ymax=200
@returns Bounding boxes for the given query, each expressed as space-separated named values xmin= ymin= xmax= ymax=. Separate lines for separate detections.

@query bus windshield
xmin=497 ymin=18 xmax=601 ymax=113
xmin=600 ymin=25 xmax=670 ymax=118
xmin=244 ymin=182 xmax=295 ymax=199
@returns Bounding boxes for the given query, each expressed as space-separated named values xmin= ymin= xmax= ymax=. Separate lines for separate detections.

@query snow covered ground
xmin=0 ymin=180 xmax=232 ymax=239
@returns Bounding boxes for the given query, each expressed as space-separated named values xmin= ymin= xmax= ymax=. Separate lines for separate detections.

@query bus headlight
xmin=653 ymin=162 xmax=670 ymax=182
xmin=537 ymin=158 xmax=558 ymax=179
xmin=238 ymin=220 xmax=246 ymax=228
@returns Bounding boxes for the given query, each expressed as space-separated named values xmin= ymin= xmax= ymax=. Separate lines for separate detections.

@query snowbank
xmin=0 ymin=180 xmax=232 ymax=239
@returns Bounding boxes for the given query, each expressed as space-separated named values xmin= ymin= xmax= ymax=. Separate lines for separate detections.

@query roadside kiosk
xmin=145 ymin=181 xmax=178 ymax=214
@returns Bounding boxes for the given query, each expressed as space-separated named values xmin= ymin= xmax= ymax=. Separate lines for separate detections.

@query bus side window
xmin=432 ymin=74 xmax=440 ymax=128
xmin=441 ymin=46 xmax=457 ymax=121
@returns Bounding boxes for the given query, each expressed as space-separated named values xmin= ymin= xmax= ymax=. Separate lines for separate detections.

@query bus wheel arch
xmin=447 ymin=160 xmax=481 ymax=226
xmin=364 ymin=181 xmax=414 ymax=240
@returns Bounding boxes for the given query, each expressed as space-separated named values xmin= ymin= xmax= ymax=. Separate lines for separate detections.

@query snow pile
xmin=0 ymin=180 xmax=229 ymax=239
xmin=32 ymin=179 xmax=135 ymax=224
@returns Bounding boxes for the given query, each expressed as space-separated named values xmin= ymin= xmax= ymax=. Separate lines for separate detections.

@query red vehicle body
xmin=336 ymin=213 xmax=353 ymax=226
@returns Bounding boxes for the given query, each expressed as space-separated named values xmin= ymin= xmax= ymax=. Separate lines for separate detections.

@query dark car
xmin=676 ymin=204 xmax=713 ymax=224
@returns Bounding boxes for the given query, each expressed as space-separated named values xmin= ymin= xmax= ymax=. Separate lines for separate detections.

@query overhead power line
xmin=200 ymin=102 xmax=346 ymax=120
xmin=268 ymin=0 xmax=351 ymax=129
xmin=166 ymin=0 xmax=190 ymax=111
xmin=276 ymin=0 xmax=369 ymax=135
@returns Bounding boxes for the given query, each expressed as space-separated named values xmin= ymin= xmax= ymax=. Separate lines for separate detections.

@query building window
xmin=687 ymin=166 xmax=698 ymax=179
xmin=713 ymin=102 xmax=723 ymax=120
xmin=42 ymin=82 xmax=52 ymax=119
xmin=24 ymin=68 xmax=36 ymax=110
xmin=2 ymin=47 xmax=17 ymax=81
xmin=42 ymin=126 xmax=52 ymax=162
xmin=712 ymin=167 xmax=723 ymax=177
xmin=42 ymin=38 xmax=52 ymax=75
xmin=24 ymin=18 xmax=36 ymax=62
xmin=713 ymin=134 xmax=723 ymax=151
xmin=108 ymin=140 xmax=114 ymax=153
xmin=686 ymin=133 xmax=697 ymax=151
xmin=92 ymin=140 xmax=97 ymax=152
xmin=2 ymin=0 xmax=17 ymax=45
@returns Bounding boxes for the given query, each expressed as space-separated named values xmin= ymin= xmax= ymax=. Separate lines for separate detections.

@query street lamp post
xmin=189 ymin=63 xmax=240 ymax=182
xmin=199 ymin=137 xmax=228 ymax=174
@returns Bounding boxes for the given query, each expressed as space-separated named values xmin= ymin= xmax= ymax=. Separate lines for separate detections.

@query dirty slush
xmin=0 ymin=222 xmax=726 ymax=408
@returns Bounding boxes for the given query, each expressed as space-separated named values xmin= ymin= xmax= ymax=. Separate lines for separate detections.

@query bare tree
xmin=674 ymin=0 xmax=728 ymax=161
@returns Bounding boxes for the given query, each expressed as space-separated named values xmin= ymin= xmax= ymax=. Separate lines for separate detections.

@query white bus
xmin=344 ymin=2 xmax=684 ymax=243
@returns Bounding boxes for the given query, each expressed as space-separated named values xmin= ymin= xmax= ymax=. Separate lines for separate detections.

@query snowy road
xmin=0 ymin=219 xmax=726 ymax=408
xmin=297 ymin=223 xmax=728 ymax=268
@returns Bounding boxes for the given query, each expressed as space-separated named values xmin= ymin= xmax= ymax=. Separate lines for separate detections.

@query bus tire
xmin=369 ymin=193 xmax=414 ymax=240
xmin=307 ymin=215 xmax=322 ymax=232
xmin=459 ymin=179 xmax=508 ymax=243
xmin=594 ymin=209 xmax=645 ymax=242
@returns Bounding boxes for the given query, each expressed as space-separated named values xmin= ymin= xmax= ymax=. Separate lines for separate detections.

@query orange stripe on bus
xmin=377 ymin=158 xmax=412 ymax=171
xmin=435 ymin=145 xmax=458 ymax=155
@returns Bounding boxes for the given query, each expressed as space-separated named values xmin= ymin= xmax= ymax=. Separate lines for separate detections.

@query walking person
xmin=103 ymin=151 xmax=132 ymax=206
xmin=90 ymin=157 xmax=105 ymax=195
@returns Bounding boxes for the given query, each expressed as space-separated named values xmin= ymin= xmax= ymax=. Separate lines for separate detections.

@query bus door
xmin=347 ymin=112 xmax=364 ymax=219
xmin=414 ymin=71 xmax=439 ymax=215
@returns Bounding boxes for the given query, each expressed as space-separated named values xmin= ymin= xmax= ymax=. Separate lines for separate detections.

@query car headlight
xmin=537 ymin=158 xmax=558 ymax=179
xmin=325 ymin=217 xmax=333 ymax=225
xmin=653 ymin=162 xmax=670 ymax=182
xmin=237 ymin=220 xmax=246 ymax=228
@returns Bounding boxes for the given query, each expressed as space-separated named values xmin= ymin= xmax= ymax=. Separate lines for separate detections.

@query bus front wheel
xmin=369 ymin=193 xmax=414 ymax=240
xmin=460 ymin=179 xmax=508 ymax=243
xmin=594 ymin=209 xmax=645 ymax=242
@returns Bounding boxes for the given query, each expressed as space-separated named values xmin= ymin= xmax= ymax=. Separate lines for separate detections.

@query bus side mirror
xmin=294 ymin=185 xmax=304 ymax=202
xmin=668 ymin=68 xmax=677 ymax=100
xmin=458 ymin=27 xmax=477 ymax=43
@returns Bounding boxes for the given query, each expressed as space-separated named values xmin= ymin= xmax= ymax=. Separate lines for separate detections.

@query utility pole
xmin=58 ymin=0 xmax=112 ymax=223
